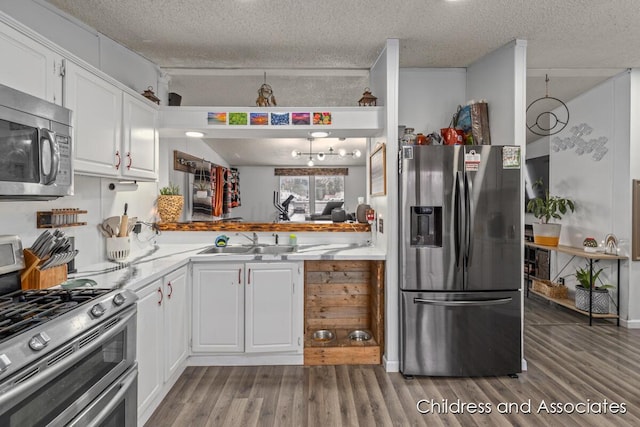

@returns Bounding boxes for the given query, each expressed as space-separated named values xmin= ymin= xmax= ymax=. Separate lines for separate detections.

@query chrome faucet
xmin=236 ymin=232 xmax=258 ymax=246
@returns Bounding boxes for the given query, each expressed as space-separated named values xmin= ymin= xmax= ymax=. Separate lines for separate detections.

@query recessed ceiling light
xmin=185 ymin=131 xmax=204 ymax=138
xmin=309 ymin=131 xmax=330 ymax=138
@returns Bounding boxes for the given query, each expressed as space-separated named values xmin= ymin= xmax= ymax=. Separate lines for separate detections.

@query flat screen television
xmin=524 ymin=155 xmax=549 ymax=206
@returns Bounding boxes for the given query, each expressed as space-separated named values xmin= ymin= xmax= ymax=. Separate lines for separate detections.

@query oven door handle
xmin=0 ymin=306 xmax=136 ymax=409
xmin=72 ymin=365 xmax=138 ymax=427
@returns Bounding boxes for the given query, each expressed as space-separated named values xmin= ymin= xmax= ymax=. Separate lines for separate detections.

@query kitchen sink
xmin=199 ymin=245 xmax=253 ymax=254
xmin=198 ymin=244 xmax=296 ymax=255
xmin=251 ymin=245 xmax=296 ymax=254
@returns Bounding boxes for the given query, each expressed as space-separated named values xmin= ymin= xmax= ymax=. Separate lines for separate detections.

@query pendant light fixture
xmin=291 ymin=138 xmax=362 ymax=166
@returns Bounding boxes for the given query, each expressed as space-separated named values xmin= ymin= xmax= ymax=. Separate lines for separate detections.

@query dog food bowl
xmin=312 ymin=329 xmax=335 ymax=342
xmin=348 ymin=330 xmax=372 ymax=342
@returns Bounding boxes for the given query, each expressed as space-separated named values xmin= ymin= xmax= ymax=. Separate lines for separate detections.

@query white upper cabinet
xmin=64 ymin=60 xmax=122 ymax=177
xmin=64 ymin=61 xmax=159 ymax=180
xmin=122 ymin=93 xmax=159 ymax=180
xmin=0 ymin=20 xmax=63 ymax=104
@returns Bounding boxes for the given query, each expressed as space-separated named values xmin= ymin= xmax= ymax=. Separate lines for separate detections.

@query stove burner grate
xmin=0 ymin=288 xmax=112 ymax=344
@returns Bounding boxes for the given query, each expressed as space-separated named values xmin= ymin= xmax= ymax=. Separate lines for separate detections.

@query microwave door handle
xmin=40 ymin=129 xmax=60 ymax=185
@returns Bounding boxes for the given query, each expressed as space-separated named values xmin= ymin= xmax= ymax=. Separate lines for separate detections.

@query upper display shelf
xmin=158 ymin=106 xmax=384 ymax=139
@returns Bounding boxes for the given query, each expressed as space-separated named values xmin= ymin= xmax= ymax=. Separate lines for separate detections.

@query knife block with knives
xmin=21 ymin=248 xmax=68 ymax=290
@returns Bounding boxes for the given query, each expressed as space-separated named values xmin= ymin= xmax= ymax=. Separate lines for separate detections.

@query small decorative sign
xmin=502 ymin=146 xmax=521 ymax=169
xmin=464 ymin=150 xmax=481 ymax=171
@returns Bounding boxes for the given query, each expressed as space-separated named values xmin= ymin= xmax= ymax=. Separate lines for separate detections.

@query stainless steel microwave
xmin=0 ymin=83 xmax=73 ymax=200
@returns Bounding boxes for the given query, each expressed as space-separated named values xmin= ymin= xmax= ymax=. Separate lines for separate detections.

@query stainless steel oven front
xmin=0 ymin=304 xmax=137 ymax=426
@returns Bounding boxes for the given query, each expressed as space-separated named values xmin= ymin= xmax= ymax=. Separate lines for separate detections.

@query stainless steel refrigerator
xmin=399 ymin=145 xmax=522 ymax=377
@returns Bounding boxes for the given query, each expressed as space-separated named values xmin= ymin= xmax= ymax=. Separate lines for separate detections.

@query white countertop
xmin=68 ymin=243 xmax=385 ymax=291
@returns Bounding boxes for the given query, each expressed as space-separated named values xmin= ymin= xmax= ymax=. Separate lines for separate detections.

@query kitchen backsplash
xmin=0 ymin=175 xmax=158 ymax=268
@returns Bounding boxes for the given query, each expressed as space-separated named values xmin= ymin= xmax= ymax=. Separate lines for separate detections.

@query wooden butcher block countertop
xmin=157 ymin=221 xmax=371 ymax=233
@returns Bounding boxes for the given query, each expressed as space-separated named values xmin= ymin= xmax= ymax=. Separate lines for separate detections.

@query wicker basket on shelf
xmin=157 ymin=194 xmax=183 ymax=223
xmin=532 ymin=279 xmax=568 ymax=299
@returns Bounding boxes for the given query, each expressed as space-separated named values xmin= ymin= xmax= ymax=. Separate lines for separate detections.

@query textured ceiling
xmin=45 ymin=0 xmax=640 ymax=70
xmin=43 ymin=0 xmax=640 ymax=163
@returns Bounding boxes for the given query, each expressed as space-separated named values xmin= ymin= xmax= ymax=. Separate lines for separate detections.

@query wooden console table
xmin=525 ymin=242 xmax=627 ymax=326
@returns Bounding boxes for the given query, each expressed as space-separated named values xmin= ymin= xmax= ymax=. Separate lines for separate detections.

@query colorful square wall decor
xmin=207 ymin=112 xmax=227 ymax=124
xmin=270 ymin=113 xmax=290 ymax=125
xmin=228 ymin=112 xmax=248 ymax=125
xmin=250 ymin=113 xmax=268 ymax=125
xmin=313 ymin=112 xmax=332 ymax=125
xmin=292 ymin=112 xmax=310 ymax=125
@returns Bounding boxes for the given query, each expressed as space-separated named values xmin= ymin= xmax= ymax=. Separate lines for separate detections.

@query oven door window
xmin=1 ymin=329 xmax=130 ymax=427
xmin=0 ymin=119 xmax=39 ymax=183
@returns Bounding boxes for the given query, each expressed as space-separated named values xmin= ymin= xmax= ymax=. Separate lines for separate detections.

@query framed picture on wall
xmin=369 ymin=143 xmax=386 ymax=196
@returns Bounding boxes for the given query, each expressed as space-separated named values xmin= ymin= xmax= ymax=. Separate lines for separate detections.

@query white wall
xmin=0 ymin=176 xmax=158 ymax=267
xmin=229 ymin=167 xmax=280 ymax=222
xmin=369 ymin=39 xmax=399 ymax=371
xmin=548 ymin=71 xmax=636 ymax=323
xmin=399 ymin=69 xmax=466 ymax=135
xmin=169 ymin=72 xmax=369 ymax=107
xmin=467 ymin=39 xmax=528 ymax=147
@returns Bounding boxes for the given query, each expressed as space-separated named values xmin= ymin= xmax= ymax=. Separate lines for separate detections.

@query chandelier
xmin=291 ymin=138 xmax=362 ymax=167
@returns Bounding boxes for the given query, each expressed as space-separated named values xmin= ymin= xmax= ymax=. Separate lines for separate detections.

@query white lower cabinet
xmin=192 ymin=262 xmax=303 ymax=355
xmin=135 ymin=266 xmax=188 ymax=425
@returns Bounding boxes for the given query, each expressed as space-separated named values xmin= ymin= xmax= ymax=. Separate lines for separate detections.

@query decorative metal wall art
xmin=551 ymin=122 xmax=608 ymax=161
xmin=526 ymin=75 xmax=569 ymax=137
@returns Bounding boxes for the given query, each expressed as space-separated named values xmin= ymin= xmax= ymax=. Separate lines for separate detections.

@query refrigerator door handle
xmin=413 ymin=297 xmax=513 ymax=307
xmin=465 ymin=172 xmax=475 ymax=265
xmin=455 ymin=171 xmax=464 ymax=268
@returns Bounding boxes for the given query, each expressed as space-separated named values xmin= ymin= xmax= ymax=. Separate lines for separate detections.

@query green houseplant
xmin=526 ymin=179 xmax=575 ymax=246
xmin=157 ymin=182 xmax=183 ymax=223
xmin=572 ymin=265 xmax=613 ymax=313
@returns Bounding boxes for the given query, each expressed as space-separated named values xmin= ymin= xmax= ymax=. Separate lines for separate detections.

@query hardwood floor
xmin=146 ymin=297 xmax=640 ymax=426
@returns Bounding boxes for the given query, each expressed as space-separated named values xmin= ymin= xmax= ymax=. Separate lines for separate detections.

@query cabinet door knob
xmin=126 ymin=152 xmax=132 ymax=170
xmin=115 ymin=150 xmax=121 ymax=170
xmin=157 ymin=287 xmax=163 ymax=306
xmin=167 ymin=282 xmax=173 ymax=299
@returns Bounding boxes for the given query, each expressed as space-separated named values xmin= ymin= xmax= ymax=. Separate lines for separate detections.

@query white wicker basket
xmin=106 ymin=236 xmax=130 ymax=261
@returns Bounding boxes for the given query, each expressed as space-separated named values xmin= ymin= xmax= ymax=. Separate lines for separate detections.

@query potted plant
xmin=194 ymin=180 xmax=210 ymax=198
xmin=526 ymin=179 xmax=575 ymax=246
xmin=157 ymin=183 xmax=183 ymax=223
xmin=572 ymin=265 xmax=614 ymax=313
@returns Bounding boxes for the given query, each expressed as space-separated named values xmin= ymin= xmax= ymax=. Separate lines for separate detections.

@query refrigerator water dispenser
xmin=410 ymin=206 xmax=442 ymax=247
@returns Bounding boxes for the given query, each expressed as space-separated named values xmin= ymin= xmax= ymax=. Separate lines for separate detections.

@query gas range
xmin=0 ymin=234 xmax=139 ymax=425
xmin=0 ymin=287 xmax=137 ymax=380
